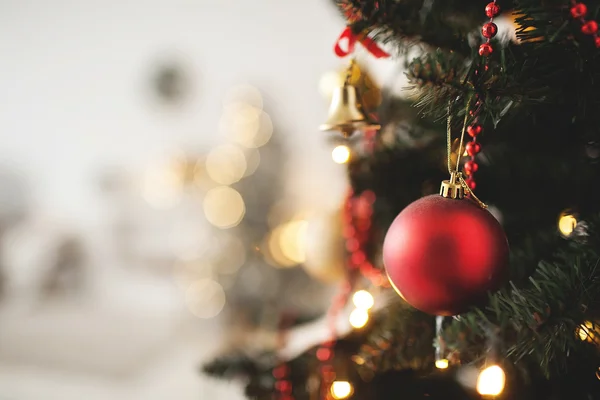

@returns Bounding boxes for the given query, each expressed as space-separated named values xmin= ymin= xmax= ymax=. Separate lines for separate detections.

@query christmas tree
xmin=204 ymin=1 xmax=600 ymax=399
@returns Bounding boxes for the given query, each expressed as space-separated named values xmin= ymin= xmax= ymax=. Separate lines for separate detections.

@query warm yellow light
xmin=243 ymin=148 xmax=261 ymax=177
xmin=141 ymin=159 xmax=184 ymax=209
xmin=205 ymin=144 xmax=247 ymax=185
xmin=577 ymin=320 xmax=599 ymax=343
xmin=330 ymin=381 xmax=354 ymax=399
xmin=435 ymin=359 xmax=449 ymax=369
xmin=185 ymin=279 xmax=226 ymax=319
xmin=266 ymin=226 xmax=296 ymax=268
xmin=349 ymin=308 xmax=369 ymax=329
xmin=332 ymin=145 xmax=351 ymax=164
xmin=352 ymin=290 xmax=374 ymax=310
xmin=279 ymin=220 xmax=308 ymax=264
xmin=203 ymin=186 xmax=245 ymax=228
xmin=477 ymin=365 xmax=506 ymax=396
xmin=558 ymin=213 xmax=577 ymax=237
xmin=220 ymin=103 xmax=273 ymax=149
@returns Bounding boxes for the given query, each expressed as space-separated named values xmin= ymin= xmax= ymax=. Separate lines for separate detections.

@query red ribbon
xmin=334 ymin=27 xmax=390 ymax=58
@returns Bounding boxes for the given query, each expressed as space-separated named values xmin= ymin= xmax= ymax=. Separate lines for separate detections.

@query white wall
xmin=0 ymin=0 xmax=367 ymax=228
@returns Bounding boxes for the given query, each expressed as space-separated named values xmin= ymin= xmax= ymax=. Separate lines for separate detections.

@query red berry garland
xmin=479 ymin=2 xmax=500 ymax=57
xmin=571 ymin=1 xmax=600 ymax=47
xmin=342 ymin=190 xmax=388 ymax=287
xmin=471 ymin=3 xmax=501 ymax=188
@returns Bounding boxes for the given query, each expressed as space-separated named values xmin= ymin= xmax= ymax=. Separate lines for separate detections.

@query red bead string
xmin=478 ymin=1 xmax=500 ymax=56
xmin=315 ymin=188 xmax=388 ymax=398
xmin=342 ymin=189 xmax=388 ymax=287
xmin=570 ymin=2 xmax=600 ymax=47
xmin=272 ymin=313 xmax=296 ymax=400
xmin=469 ymin=2 xmax=501 ymax=189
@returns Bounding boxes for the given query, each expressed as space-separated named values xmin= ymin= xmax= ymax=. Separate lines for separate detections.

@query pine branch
xmin=448 ymin=216 xmax=600 ymax=377
xmin=331 ymin=0 xmax=492 ymax=55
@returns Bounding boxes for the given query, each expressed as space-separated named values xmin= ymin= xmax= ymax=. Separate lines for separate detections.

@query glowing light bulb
xmin=577 ymin=320 xmax=598 ymax=342
xmin=352 ymin=290 xmax=374 ymax=310
xmin=558 ymin=213 xmax=577 ymax=237
xmin=477 ymin=365 xmax=506 ymax=396
xmin=435 ymin=359 xmax=449 ymax=369
xmin=349 ymin=308 xmax=369 ymax=329
xmin=330 ymin=381 xmax=353 ymax=399
xmin=332 ymin=145 xmax=351 ymax=164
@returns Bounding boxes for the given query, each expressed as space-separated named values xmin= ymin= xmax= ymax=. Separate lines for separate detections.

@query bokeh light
xmin=319 ymin=70 xmax=345 ymax=98
xmin=220 ymin=103 xmax=273 ymax=148
xmin=205 ymin=144 xmax=247 ymax=185
xmin=243 ymin=148 xmax=261 ymax=177
xmin=185 ymin=279 xmax=226 ymax=319
xmin=141 ymin=158 xmax=184 ymax=209
xmin=279 ymin=219 xmax=308 ymax=264
xmin=330 ymin=381 xmax=354 ymax=400
xmin=349 ymin=308 xmax=369 ymax=329
xmin=203 ymin=186 xmax=245 ymax=228
xmin=352 ymin=290 xmax=374 ymax=310
xmin=265 ymin=225 xmax=297 ymax=268
xmin=332 ymin=145 xmax=351 ymax=164
xmin=435 ymin=359 xmax=449 ymax=369
xmin=558 ymin=212 xmax=577 ymax=237
xmin=476 ymin=365 xmax=506 ymax=396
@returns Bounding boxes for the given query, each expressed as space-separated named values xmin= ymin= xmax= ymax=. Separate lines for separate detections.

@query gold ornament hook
xmin=443 ymin=99 xmax=488 ymax=209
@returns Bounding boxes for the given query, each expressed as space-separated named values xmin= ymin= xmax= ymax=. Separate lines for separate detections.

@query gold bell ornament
xmin=320 ymin=60 xmax=380 ymax=138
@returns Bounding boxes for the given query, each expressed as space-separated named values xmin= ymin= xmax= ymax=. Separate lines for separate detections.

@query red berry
xmin=570 ymin=3 xmax=587 ymax=19
xmin=479 ymin=43 xmax=493 ymax=56
xmin=467 ymin=124 xmax=483 ymax=137
xmin=582 ymin=20 xmax=598 ymax=35
xmin=595 ymin=36 xmax=600 ymax=48
xmin=466 ymin=142 xmax=482 ymax=156
xmin=465 ymin=178 xmax=477 ymax=190
xmin=482 ymin=22 xmax=498 ymax=38
xmin=464 ymin=161 xmax=479 ymax=175
xmin=485 ymin=2 xmax=500 ymax=18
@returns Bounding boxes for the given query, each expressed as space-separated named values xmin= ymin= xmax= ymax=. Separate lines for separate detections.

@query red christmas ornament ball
xmin=383 ymin=195 xmax=509 ymax=316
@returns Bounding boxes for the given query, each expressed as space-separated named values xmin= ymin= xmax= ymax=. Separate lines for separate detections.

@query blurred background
xmin=0 ymin=1 xmax=402 ymax=399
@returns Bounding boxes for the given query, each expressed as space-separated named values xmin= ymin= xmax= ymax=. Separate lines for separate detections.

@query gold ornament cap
xmin=440 ymin=172 xmax=464 ymax=199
